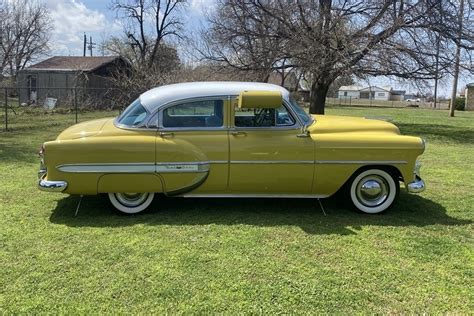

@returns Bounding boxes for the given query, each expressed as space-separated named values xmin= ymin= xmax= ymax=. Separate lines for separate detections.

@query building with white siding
xmin=338 ymin=85 xmax=405 ymax=101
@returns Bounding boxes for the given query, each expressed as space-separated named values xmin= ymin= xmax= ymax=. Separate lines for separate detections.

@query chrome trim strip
xmin=57 ymin=163 xmax=156 ymax=173
xmin=180 ymin=193 xmax=329 ymax=198
xmin=230 ymin=160 xmax=314 ymax=164
xmin=314 ymin=160 xmax=407 ymax=164
xmin=156 ymin=162 xmax=210 ymax=173
xmin=38 ymin=174 xmax=68 ymax=192
xmin=57 ymin=162 xmax=212 ymax=174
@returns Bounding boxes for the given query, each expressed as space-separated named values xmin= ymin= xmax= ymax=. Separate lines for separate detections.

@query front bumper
xmin=406 ymin=160 xmax=425 ymax=193
xmin=407 ymin=175 xmax=425 ymax=193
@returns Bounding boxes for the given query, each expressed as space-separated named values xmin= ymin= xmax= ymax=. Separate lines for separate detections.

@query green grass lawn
xmin=0 ymin=106 xmax=473 ymax=313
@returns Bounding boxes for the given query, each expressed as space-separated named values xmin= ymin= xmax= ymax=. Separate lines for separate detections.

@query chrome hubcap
xmin=356 ymin=175 xmax=389 ymax=207
xmin=115 ymin=192 xmax=148 ymax=207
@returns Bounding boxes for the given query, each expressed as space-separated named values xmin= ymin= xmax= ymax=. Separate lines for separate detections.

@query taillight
xmin=38 ymin=144 xmax=45 ymax=157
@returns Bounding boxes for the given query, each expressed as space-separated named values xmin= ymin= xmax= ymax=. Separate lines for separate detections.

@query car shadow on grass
xmin=49 ymin=192 xmax=471 ymax=235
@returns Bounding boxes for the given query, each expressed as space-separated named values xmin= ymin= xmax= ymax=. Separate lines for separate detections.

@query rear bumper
xmin=407 ymin=175 xmax=425 ymax=193
xmin=38 ymin=174 xmax=68 ymax=192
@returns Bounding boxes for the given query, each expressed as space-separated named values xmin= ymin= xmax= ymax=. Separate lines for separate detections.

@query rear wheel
xmin=349 ymin=169 xmax=399 ymax=214
xmin=108 ymin=192 xmax=155 ymax=214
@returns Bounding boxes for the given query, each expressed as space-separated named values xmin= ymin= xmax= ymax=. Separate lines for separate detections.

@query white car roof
xmin=139 ymin=81 xmax=291 ymax=112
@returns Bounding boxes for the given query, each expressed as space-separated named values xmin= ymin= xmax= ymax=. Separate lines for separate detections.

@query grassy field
xmin=0 ymin=106 xmax=473 ymax=313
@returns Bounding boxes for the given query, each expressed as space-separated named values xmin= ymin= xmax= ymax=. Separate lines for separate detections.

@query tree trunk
xmin=309 ymin=81 xmax=330 ymax=114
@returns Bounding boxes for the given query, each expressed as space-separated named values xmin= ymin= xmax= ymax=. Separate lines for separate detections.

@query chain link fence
xmin=1 ymin=86 xmax=126 ymax=131
xmin=326 ymin=96 xmax=450 ymax=109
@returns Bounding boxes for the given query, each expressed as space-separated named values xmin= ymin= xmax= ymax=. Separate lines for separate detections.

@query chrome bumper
xmin=407 ymin=175 xmax=425 ymax=193
xmin=38 ymin=174 xmax=68 ymax=192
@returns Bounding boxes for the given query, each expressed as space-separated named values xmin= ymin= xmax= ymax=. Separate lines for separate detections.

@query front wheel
xmin=349 ymin=169 xmax=399 ymax=214
xmin=108 ymin=192 xmax=155 ymax=214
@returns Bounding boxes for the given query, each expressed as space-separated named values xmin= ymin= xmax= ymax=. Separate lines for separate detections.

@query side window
xmin=234 ymin=104 xmax=296 ymax=128
xmin=162 ymin=99 xmax=224 ymax=128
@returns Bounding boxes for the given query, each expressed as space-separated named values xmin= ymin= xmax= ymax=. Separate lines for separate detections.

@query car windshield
xmin=116 ymin=99 xmax=148 ymax=127
xmin=288 ymin=97 xmax=313 ymax=125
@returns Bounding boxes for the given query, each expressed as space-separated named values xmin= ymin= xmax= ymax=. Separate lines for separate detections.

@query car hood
xmin=56 ymin=118 xmax=114 ymax=140
xmin=308 ymin=115 xmax=401 ymax=134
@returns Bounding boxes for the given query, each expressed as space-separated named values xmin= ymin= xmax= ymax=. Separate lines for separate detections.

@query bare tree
xmin=0 ymin=0 xmax=51 ymax=77
xmin=203 ymin=0 xmax=473 ymax=114
xmin=111 ymin=0 xmax=186 ymax=69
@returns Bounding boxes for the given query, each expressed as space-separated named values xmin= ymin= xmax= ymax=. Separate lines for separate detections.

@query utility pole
xmin=87 ymin=36 xmax=96 ymax=57
xmin=449 ymin=0 xmax=464 ymax=117
xmin=83 ymin=33 xmax=86 ymax=57
xmin=433 ymin=35 xmax=440 ymax=109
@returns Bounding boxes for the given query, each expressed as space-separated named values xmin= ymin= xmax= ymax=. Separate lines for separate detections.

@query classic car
xmin=38 ymin=82 xmax=425 ymax=214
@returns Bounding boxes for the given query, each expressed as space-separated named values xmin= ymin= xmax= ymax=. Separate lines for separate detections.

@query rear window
xmin=117 ymin=99 xmax=148 ymax=127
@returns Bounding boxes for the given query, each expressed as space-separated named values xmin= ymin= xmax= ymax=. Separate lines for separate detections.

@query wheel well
xmin=338 ymin=164 xmax=403 ymax=195
xmin=355 ymin=165 xmax=403 ymax=182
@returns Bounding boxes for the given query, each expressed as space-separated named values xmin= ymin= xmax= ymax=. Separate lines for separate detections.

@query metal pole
xmin=74 ymin=87 xmax=78 ymax=124
xmin=449 ymin=0 xmax=464 ymax=117
xmin=433 ymin=35 xmax=440 ymax=109
xmin=4 ymin=88 xmax=7 ymax=131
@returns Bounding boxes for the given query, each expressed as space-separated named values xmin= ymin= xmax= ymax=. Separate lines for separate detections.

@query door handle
xmin=231 ymin=131 xmax=246 ymax=136
xmin=159 ymin=131 xmax=174 ymax=138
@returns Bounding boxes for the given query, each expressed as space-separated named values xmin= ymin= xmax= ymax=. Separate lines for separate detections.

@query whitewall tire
xmin=108 ymin=192 xmax=155 ymax=214
xmin=349 ymin=169 xmax=399 ymax=214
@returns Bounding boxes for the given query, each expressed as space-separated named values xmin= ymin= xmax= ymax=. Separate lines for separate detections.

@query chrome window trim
xmin=230 ymin=95 xmax=301 ymax=130
xmin=288 ymin=96 xmax=314 ymax=126
xmin=114 ymin=100 xmax=152 ymax=130
xmin=114 ymin=119 xmax=158 ymax=131
xmin=155 ymin=96 xmax=229 ymax=131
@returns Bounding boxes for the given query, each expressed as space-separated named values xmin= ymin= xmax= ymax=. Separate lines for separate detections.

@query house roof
xmin=391 ymin=90 xmax=406 ymax=95
xmin=339 ymin=85 xmax=363 ymax=91
xmin=139 ymin=81 xmax=290 ymax=112
xmin=467 ymin=82 xmax=474 ymax=88
xmin=359 ymin=86 xmax=392 ymax=92
xmin=24 ymin=56 xmax=122 ymax=72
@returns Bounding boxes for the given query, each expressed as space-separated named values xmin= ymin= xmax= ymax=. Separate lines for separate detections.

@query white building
xmin=338 ymin=85 xmax=404 ymax=101
xmin=337 ymin=85 xmax=363 ymax=99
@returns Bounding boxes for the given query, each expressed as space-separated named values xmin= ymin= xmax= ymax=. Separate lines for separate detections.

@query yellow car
xmin=38 ymin=82 xmax=425 ymax=214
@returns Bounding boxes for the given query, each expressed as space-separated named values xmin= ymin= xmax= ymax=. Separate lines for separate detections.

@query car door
xmin=154 ymin=97 xmax=229 ymax=195
xmin=228 ymin=97 xmax=315 ymax=194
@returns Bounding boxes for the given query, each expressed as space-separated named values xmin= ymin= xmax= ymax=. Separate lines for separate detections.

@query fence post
xmin=349 ymin=96 xmax=352 ymax=106
xmin=4 ymin=88 xmax=7 ymax=131
xmin=74 ymin=87 xmax=78 ymax=124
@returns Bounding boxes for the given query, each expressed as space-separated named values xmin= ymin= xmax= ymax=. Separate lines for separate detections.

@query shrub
xmin=455 ymin=97 xmax=465 ymax=111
